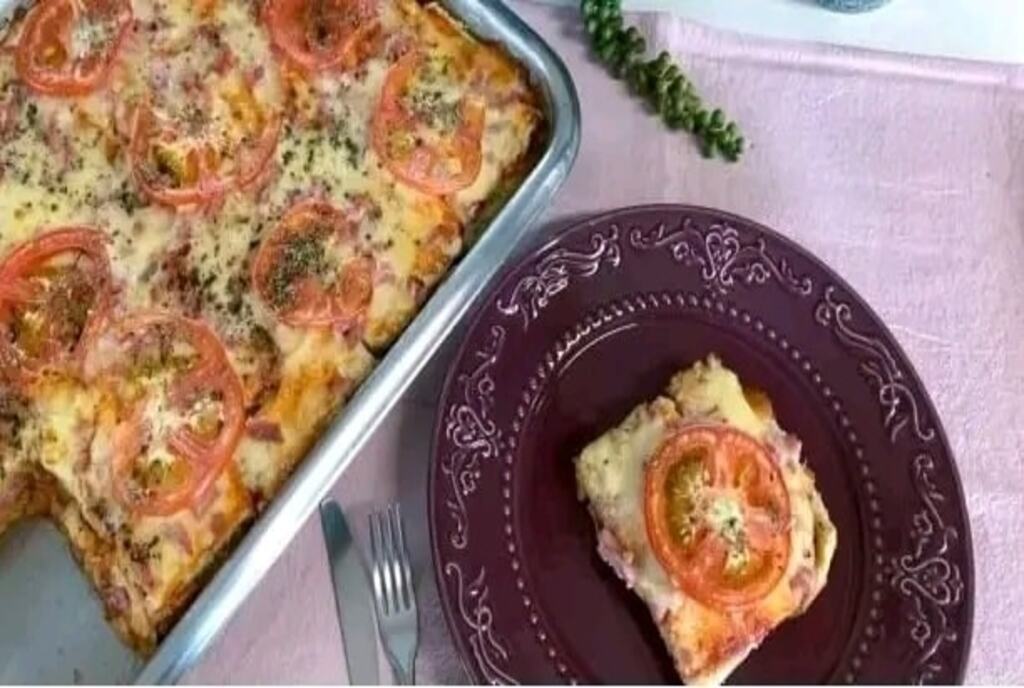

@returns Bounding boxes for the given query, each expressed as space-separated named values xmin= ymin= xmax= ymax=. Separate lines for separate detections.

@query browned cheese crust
xmin=0 ymin=0 xmax=542 ymax=652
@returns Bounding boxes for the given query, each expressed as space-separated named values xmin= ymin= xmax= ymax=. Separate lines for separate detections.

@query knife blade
xmin=319 ymin=499 xmax=379 ymax=685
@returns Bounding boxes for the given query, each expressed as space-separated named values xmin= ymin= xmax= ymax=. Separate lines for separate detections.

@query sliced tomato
xmin=128 ymin=87 xmax=281 ymax=208
xmin=264 ymin=0 xmax=379 ymax=73
xmin=644 ymin=425 xmax=791 ymax=609
xmin=372 ymin=50 xmax=485 ymax=195
xmin=251 ymin=199 xmax=373 ymax=329
xmin=15 ymin=0 xmax=132 ymax=97
xmin=86 ymin=313 xmax=245 ymax=517
xmin=0 ymin=227 xmax=111 ymax=385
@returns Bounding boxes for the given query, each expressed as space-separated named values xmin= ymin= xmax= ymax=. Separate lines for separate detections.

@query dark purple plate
xmin=428 ymin=206 xmax=973 ymax=684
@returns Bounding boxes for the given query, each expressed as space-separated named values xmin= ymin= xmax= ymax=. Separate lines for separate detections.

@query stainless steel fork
xmin=368 ymin=504 xmax=419 ymax=685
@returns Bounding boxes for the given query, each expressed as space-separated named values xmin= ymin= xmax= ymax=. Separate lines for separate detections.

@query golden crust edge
xmin=0 ymin=0 xmax=547 ymax=657
xmin=573 ymin=356 xmax=839 ymax=685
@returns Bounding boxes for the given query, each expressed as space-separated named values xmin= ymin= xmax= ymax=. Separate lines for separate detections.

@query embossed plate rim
xmin=428 ymin=204 xmax=974 ymax=684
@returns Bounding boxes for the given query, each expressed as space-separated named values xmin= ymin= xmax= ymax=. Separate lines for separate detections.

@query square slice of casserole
xmin=575 ymin=355 xmax=837 ymax=684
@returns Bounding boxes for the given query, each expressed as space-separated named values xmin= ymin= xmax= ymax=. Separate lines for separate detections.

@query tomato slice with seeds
xmin=264 ymin=0 xmax=379 ymax=73
xmin=128 ymin=81 xmax=281 ymax=208
xmin=371 ymin=50 xmax=485 ymax=195
xmin=15 ymin=0 xmax=132 ymax=97
xmin=0 ymin=227 xmax=111 ymax=385
xmin=86 ymin=313 xmax=245 ymax=516
xmin=251 ymin=199 xmax=373 ymax=329
xmin=644 ymin=425 xmax=792 ymax=609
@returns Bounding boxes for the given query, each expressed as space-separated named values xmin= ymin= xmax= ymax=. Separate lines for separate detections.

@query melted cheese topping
xmin=576 ymin=356 xmax=838 ymax=685
xmin=0 ymin=0 xmax=540 ymax=653
xmin=238 ymin=326 xmax=373 ymax=497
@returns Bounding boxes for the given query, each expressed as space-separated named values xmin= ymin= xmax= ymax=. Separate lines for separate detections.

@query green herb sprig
xmin=581 ymin=0 xmax=745 ymax=161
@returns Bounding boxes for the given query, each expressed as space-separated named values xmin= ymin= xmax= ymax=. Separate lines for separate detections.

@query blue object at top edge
xmin=816 ymin=0 xmax=891 ymax=12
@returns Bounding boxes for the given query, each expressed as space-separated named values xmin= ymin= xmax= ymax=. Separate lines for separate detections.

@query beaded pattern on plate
xmin=437 ymin=214 xmax=967 ymax=684
xmin=811 ymin=286 xmax=962 ymax=683
xmin=504 ymin=289 xmax=885 ymax=683
xmin=813 ymin=288 xmax=963 ymax=682
xmin=438 ymin=326 xmax=519 ymax=684
xmin=441 ymin=325 xmax=508 ymax=550
xmin=814 ymin=287 xmax=936 ymax=443
xmin=633 ymin=217 xmax=964 ymax=681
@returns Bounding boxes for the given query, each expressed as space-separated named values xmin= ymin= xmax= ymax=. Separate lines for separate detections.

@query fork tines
xmin=369 ymin=504 xmax=415 ymax=616
xmin=369 ymin=504 xmax=419 ymax=684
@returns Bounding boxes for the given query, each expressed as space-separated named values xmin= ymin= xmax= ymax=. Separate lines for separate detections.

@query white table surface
xmin=536 ymin=0 xmax=1024 ymax=64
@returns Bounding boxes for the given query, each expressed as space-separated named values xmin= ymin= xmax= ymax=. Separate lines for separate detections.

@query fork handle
xmin=387 ymin=652 xmax=415 ymax=685
xmin=394 ymin=665 xmax=414 ymax=685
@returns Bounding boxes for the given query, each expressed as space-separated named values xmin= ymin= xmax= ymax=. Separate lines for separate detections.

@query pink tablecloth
xmin=184 ymin=2 xmax=1024 ymax=683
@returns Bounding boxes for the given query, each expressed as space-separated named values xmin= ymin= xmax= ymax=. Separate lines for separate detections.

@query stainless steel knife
xmin=319 ymin=499 xmax=380 ymax=685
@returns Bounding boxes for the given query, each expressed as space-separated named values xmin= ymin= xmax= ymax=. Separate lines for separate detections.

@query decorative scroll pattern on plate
xmin=497 ymin=227 xmax=621 ymax=329
xmin=441 ymin=325 xmax=507 ymax=550
xmin=814 ymin=286 xmax=936 ymax=443
xmin=445 ymin=563 xmax=518 ymax=686
xmin=887 ymin=454 xmax=965 ymax=685
xmin=628 ymin=219 xmax=813 ymax=296
xmin=434 ymin=210 xmax=971 ymax=684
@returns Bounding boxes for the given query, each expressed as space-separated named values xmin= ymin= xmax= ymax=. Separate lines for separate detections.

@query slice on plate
xmin=575 ymin=355 xmax=837 ymax=684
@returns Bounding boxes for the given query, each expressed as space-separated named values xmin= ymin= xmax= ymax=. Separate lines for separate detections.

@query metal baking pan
xmin=0 ymin=0 xmax=579 ymax=682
